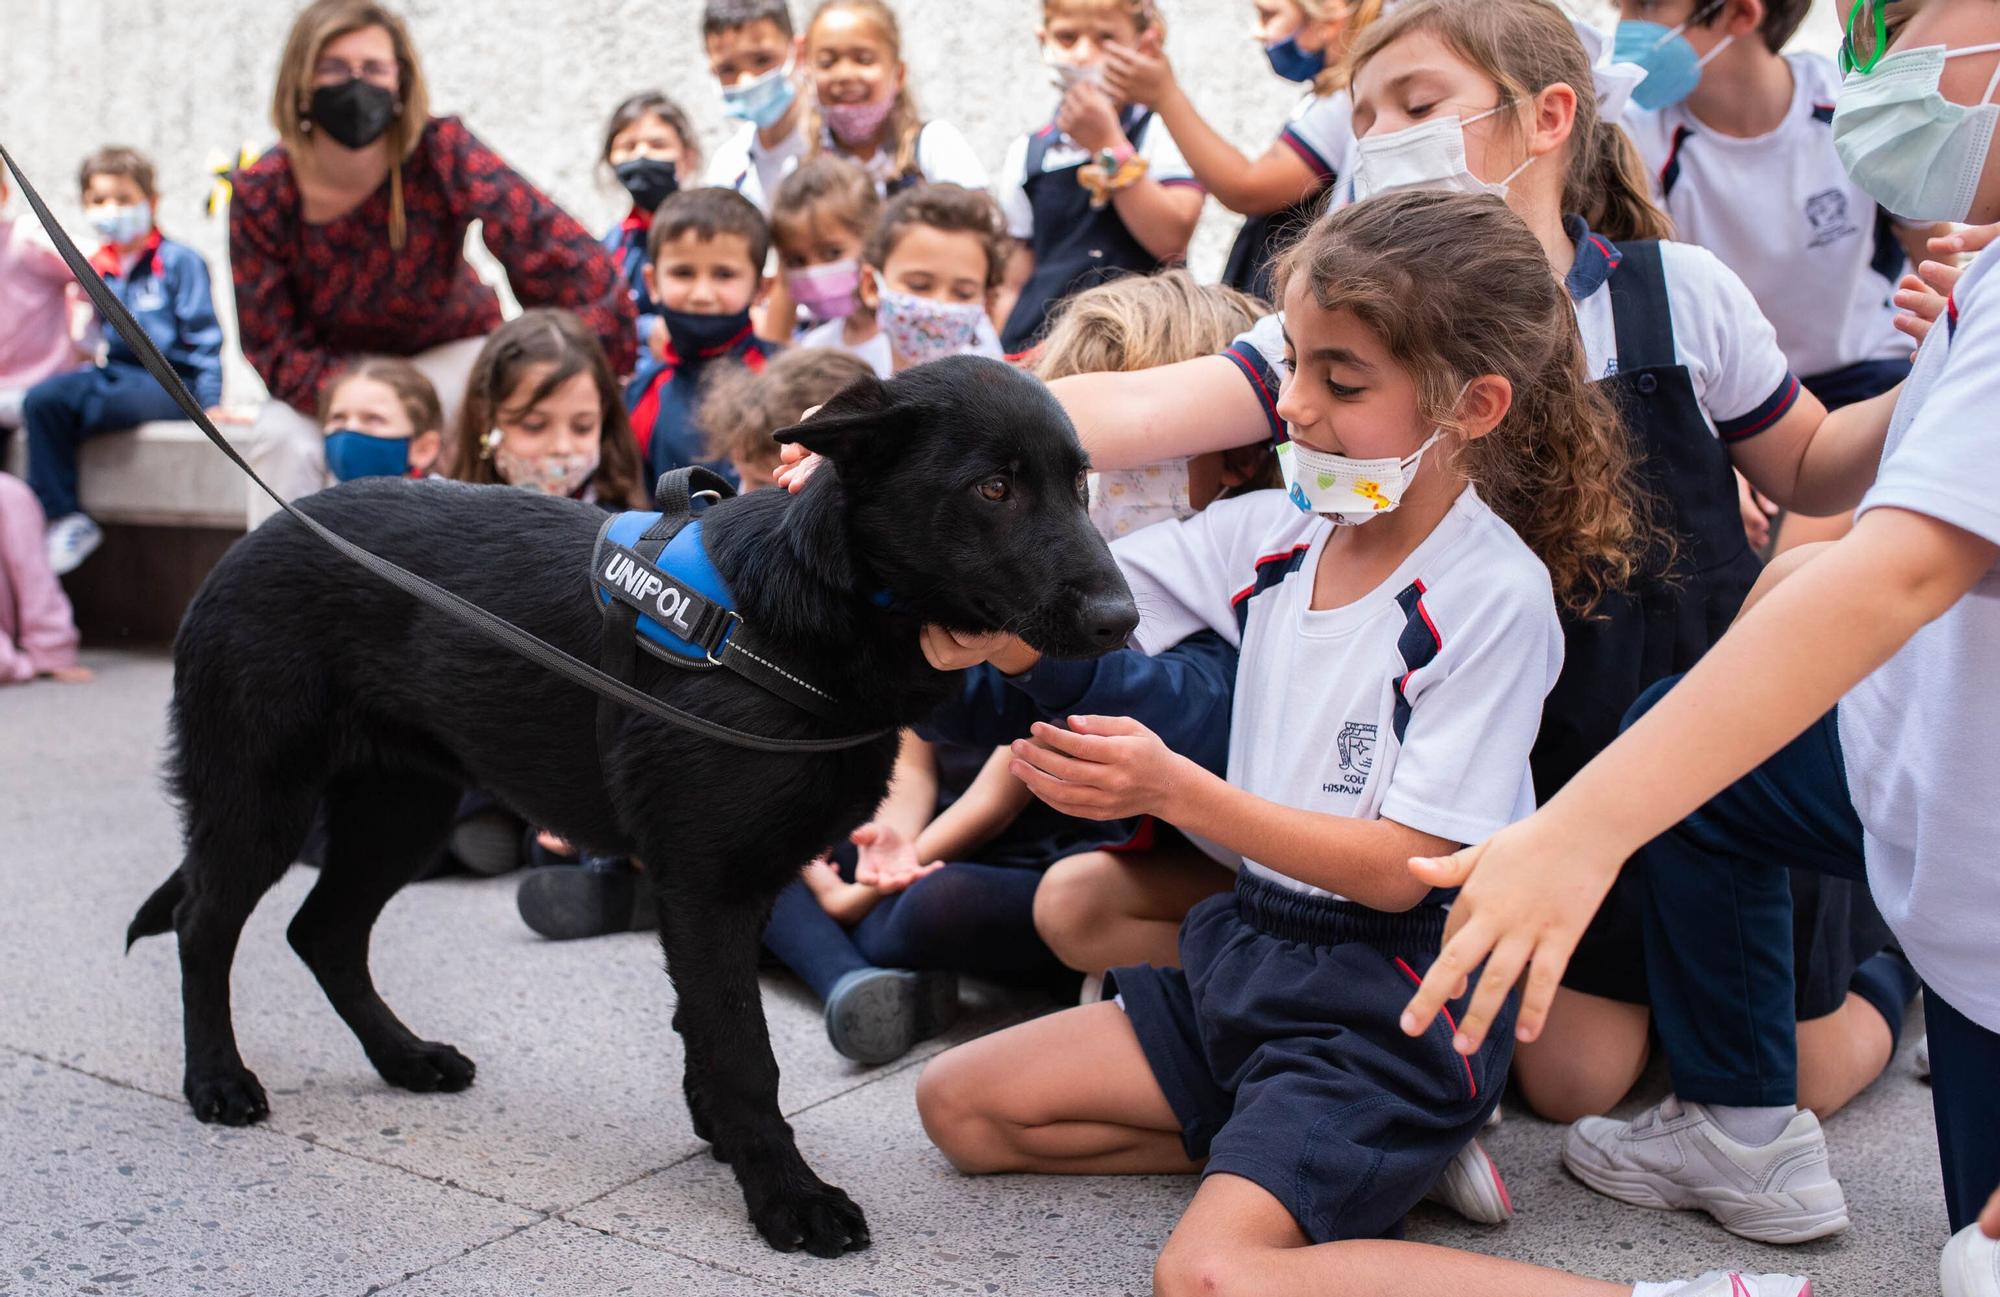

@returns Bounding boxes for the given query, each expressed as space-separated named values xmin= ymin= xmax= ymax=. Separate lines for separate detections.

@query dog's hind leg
xmin=287 ymin=770 xmax=474 ymax=1094
xmin=176 ymin=801 xmax=317 ymax=1125
xmin=653 ymin=870 xmax=871 ymax=1258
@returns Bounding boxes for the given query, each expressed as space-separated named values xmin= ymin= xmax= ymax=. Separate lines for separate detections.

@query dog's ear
xmin=771 ymin=373 xmax=911 ymax=466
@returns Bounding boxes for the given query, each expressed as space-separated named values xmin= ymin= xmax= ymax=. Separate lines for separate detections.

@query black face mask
xmin=661 ymin=305 xmax=752 ymax=357
xmin=309 ymin=78 xmax=398 ymax=150
xmin=614 ymin=157 xmax=679 ymax=212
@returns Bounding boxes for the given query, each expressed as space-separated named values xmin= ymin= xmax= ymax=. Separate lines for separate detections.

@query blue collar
xmin=1563 ymin=214 xmax=1623 ymax=303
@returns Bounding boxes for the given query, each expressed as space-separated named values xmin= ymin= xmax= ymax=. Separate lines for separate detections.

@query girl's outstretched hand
xmin=851 ymin=821 xmax=942 ymax=894
xmin=1397 ymin=813 xmax=1629 ymax=1056
xmin=1892 ymin=222 xmax=2000 ymax=351
xmin=1009 ymin=715 xmax=1188 ymax=820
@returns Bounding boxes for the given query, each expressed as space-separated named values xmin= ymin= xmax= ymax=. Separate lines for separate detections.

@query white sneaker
xmin=1564 ymin=1096 xmax=1848 ymax=1244
xmin=1916 ymin=1033 xmax=1932 ymax=1080
xmin=1078 ymin=973 xmax=1104 ymax=1005
xmin=1943 ymin=1223 xmax=2000 ymax=1297
xmin=1423 ymin=1137 xmax=1512 ymax=1224
xmin=45 ymin=513 xmax=102 ymax=576
xmin=1655 ymin=1271 xmax=1811 ymax=1297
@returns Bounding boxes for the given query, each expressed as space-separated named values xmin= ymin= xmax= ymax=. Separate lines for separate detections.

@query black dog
xmin=126 ymin=357 xmax=1136 ymax=1257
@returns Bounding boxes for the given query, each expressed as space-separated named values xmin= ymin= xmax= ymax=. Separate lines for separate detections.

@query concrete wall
xmin=1 ymin=0 xmax=1841 ymax=405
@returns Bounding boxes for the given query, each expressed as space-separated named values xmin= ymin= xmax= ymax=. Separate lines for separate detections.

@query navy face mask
xmin=614 ymin=157 xmax=679 ymax=212
xmin=661 ymin=305 xmax=752 ymax=355
xmin=1265 ymin=32 xmax=1327 ymax=83
xmin=324 ymin=428 xmax=411 ymax=481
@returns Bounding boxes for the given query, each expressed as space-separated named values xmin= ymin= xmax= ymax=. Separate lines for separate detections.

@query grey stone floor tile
xmin=383 ymin=1218 xmax=814 ymax=1296
xmin=0 ymin=1051 xmax=537 ymax=1297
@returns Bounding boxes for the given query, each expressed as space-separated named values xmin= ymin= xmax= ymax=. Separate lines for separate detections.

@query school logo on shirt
xmin=1323 ymin=721 xmax=1377 ymax=796
xmin=1805 ymin=190 xmax=1859 ymax=249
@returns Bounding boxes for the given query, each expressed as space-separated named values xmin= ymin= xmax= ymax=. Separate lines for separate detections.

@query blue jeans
xmin=22 ymin=362 xmax=184 ymax=519
xmin=1631 ymin=675 xmax=2000 ymax=1230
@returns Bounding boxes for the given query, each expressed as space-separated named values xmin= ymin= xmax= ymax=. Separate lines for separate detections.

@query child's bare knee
xmin=916 ymin=1048 xmax=1014 ymax=1174
xmin=1153 ymin=1237 xmax=1249 ymax=1297
xmin=1034 ymin=852 xmax=1119 ymax=963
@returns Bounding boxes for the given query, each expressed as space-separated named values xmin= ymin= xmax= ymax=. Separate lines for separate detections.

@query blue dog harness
xmin=589 ymin=468 xmax=858 ymax=754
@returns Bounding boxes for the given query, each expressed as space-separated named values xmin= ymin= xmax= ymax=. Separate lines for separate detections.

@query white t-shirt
xmin=704 ymin=118 xmax=811 ymax=215
xmin=1275 ymin=89 xmax=1358 ymax=188
xmin=996 ymin=107 xmax=1199 ymax=241
xmin=1227 ymin=229 xmax=1798 ymax=442
xmin=1622 ymin=53 xmax=1909 ymax=379
xmin=1112 ymin=489 xmax=1563 ymax=898
xmin=829 ymin=118 xmax=990 ymax=196
xmin=1836 ymin=247 xmax=2000 ymax=1032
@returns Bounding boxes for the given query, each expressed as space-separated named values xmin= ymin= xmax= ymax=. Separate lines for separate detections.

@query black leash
xmin=0 ymin=142 xmax=890 ymax=754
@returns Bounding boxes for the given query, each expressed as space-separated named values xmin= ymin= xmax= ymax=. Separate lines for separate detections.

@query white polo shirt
xmin=1274 ymin=89 xmax=1358 ymax=187
xmin=1112 ymin=488 xmax=1562 ymax=897
xmin=705 ymin=118 xmax=811 ymax=215
xmin=1838 ymin=246 xmax=2000 ymax=1033
xmin=1622 ymin=53 xmax=1911 ymax=380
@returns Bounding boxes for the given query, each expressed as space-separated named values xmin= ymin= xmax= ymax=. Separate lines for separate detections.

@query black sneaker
xmin=516 ymin=859 xmax=653 ymax=940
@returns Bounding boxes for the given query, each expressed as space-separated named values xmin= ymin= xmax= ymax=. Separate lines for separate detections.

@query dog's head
xmin=774 ymin=356 xmax=1138 ymax=659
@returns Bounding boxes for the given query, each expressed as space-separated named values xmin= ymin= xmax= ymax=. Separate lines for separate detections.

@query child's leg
xmin=917 ymin=1001 xmax=1198 ymax=1175
xmin=763 ymin=876 xmax=872 ymax=1003
xmin=243 ymin=397 xmax=326 ymax=529
xmin=1923 ymin=986 xmax=2000 ymax=1233
xmin=0 ymin=473 xmax=79 ymax=682
xmin=850 ymin=862 xmax=1071 ymax=986
xmin=1032 ymin=847 xmax=1234 ymax=975
xmin=1153 ymin=1173 xmax=1626 ymax=1297
xmin=20 ymin=368 xmax=105 ymax=519
xmin=1512 ymin=989 xmax=1653 ymax=1122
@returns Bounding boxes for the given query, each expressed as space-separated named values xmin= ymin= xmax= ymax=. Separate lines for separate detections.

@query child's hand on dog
xmin=851 ymin=821 xmax=942 ymax=894
xmin=919 ymin=624 xmax=1040 ymax=676
xmin=1009 ymin=716 xmax=1190 ymax=821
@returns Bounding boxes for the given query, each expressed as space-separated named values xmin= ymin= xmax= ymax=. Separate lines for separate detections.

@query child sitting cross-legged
xmin=916 ymin=191 xmax=1815 ymax=1296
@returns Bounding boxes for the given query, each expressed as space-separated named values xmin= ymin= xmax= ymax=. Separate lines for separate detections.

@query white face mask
xmin=1044 ymin=48 xmax=1107 ymax=94
xmin=1834 ymin=42 xmax=2000 ymax=224
xmin=1087 ymin=461 xmax=1195 ymax=541
xmin=1352 ymin=103 xmax=1537 ymax=204
xmin=1276 ymin=430 xmax=1442 ymax=526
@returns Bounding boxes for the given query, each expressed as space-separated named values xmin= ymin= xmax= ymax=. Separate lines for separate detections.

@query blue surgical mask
xmin=324 ymin=428 xmax=412 ymax=482
xmin=721 ymin=59 xmax=799 ymax=129
xmin=1834 ymin=42 xmax=2000 ymax=223
xmin=86 ymin=203 xmax=151 ymax=246
xmin=1614 ymin=5 xmax=1733 ymax=111
xmin=1264 ymin=33 xmax=1326 ymax=84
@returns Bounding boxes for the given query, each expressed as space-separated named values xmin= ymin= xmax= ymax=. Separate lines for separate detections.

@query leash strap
xmin=0 ymin=142 xmax=888 ymax=755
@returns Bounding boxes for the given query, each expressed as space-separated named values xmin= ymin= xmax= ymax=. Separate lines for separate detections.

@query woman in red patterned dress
xmin=233 ymin=0 xmax=636 ymax=524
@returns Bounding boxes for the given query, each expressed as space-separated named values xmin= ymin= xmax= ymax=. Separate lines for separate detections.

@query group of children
xmin=7 ymin=0 xmax=2000 ymax=1291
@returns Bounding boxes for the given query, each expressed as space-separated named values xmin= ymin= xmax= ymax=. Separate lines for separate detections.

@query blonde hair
xmin=1041 ymin=0 xmax=1165 ymax=38
xmin=271 ymin=0 xmax=431 ymax=250
xmin=1033 ymin=270 xmax=1264 ymax=381
xmin=1347 ymin=0 xmax=1672 ymax=243
xmin=1276 ymin=190 xmax=1656 ymax=615
xmin=802 ymin=0 xmax=924 ymax=180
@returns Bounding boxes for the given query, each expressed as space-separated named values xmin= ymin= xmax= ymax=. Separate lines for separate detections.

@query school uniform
xmin=1623 ymin=53 xmax=1915 ymax=408
xmin=624 ymin=324 xmax=778 ymax=489
xmin=1639 ymin=246 xmax=2000 ymax=1233
xmin=602 ymin=208 xmax=664 ymax=350
xmin=20 ymin=230 xmax=223 ymax=521
xmin=1088 ymin=489 xmax=1557 ymax=1241
xmin=704 ymin=118 xmax=811 ymax=215
xmin=1224 ymin=222 xmax=1880 ymax=1007
xmin=1220 ymin=90 xmax=1357 ymax=304
xmin=828 ymin=119 xmax=991 ymax=197
xmin=996 ymin=105 xmax=1202 ymax=353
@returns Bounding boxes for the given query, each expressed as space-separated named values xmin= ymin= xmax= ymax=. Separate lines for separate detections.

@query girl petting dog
xmin=913 ymin=189 xmax=1806 ymax=1297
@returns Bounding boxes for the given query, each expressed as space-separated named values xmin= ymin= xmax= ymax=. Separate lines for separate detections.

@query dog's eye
xmin=977 ymin=476 xmax=1009 ymax=503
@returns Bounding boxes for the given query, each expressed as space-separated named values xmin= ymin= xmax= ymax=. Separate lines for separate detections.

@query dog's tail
xmin=126 ymin=870 xmax=185 ymax=951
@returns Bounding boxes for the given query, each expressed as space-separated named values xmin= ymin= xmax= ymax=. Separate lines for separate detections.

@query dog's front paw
xmin=185 ymin=1067 xmax=269 ymax=1125
xmin=369 ymin=1040 xmax=477 ymax=1093
xmin=749 ymin=1179 xmax=871 ymax=1257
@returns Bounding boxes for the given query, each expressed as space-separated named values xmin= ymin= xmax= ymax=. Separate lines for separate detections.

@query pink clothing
xmin=0 ymin=215 xmax=79 ymax=392
xmin=0 ymin=472 xmax=80 ymax=682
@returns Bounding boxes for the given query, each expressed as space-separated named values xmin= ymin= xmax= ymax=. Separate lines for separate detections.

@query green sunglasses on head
xmin=1839 ymin=0 xmax=1891 ymax=75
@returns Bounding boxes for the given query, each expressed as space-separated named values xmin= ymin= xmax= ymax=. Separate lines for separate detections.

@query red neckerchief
xmin=619 ymin=205 xmax=651 ymax=242
xmin=657 ymin=322 xmax=757 ymax=368
xmin=89 ymin=227 xmax=162 ymax=281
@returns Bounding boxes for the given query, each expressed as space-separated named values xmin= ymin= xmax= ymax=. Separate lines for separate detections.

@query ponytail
xmin=1575 ymin=116 xmax=1674 ymax=243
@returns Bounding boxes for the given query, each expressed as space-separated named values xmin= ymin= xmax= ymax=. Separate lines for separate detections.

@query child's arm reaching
xmin=1057 ymin=82 xmax=1202 ymax=262
xmin=912 ymin=746 xmax=1035 ymax=867
xmin=1102 ymin=36 xmax=1323 ymax=217
xmin=802 ymin=729 xmax=941 ymax=925
xmin=1006 ymin=715 xmax=1449 ymax=912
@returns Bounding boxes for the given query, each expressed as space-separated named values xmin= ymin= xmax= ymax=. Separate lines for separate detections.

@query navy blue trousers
xmin=22 ymin=362 xmax=184 ymax=519
xmin=1631 ymin=676 xmax=2000 ymax=1230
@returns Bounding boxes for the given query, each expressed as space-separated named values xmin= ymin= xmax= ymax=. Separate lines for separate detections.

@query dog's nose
xmin=1077 ymin=590 xmax=1139 ymax=649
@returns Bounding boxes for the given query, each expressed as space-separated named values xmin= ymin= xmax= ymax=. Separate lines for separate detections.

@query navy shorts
xmin=1109 ymin=871 xmax=1513 ymax=1243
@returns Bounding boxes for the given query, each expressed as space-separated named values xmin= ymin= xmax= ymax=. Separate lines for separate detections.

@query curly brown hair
xmin=1276 ymin=190 xmax=1659 ymax=615
xmin=442 ymin=310 xmax=648 ymax=508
